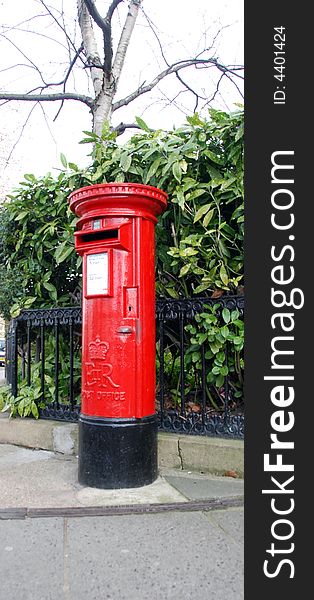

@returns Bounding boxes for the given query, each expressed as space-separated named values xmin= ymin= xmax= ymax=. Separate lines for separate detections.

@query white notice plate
xmin=86 ymin=252 xmax=109 ymax=295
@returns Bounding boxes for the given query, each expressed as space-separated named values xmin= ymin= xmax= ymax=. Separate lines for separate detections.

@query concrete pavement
xmin=0 ymin=444 xmax=244 ymax=599
xmin=0 ymin=366 xmax=244 ymax=599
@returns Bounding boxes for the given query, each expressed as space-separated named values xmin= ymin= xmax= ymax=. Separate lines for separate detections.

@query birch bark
xmin=78 ymin=0 xmax=142 ymax=135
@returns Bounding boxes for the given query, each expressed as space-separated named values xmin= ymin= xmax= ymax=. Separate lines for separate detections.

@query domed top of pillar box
xmin=68 ymin=183 xmax=168 ymax=224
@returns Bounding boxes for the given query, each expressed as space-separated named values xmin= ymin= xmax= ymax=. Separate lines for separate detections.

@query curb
xmin=0 ymin=415 xmax=244 ymax=477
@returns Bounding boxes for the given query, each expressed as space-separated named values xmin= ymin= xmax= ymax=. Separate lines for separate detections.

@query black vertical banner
xmin=245 ymin=1 xmax=312 ymax=597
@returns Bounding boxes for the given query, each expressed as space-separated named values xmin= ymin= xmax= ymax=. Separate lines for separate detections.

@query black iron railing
xmin=6 ymin=296 xmax=244 ymax=437
xmin=6 ymin=307 xmax=82 ymax=421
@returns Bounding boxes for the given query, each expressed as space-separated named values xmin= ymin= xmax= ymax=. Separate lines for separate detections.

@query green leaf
xmin=220 ymin=263 xmax=229 ymax=285
xmin=18 ymin=399 xmax=25 ymax=417
xmin=176 ymin=191 xmax=185 ymax=210
xmin=179 ymin=264 xmax=191 ymax=277
xmin=218 ymin=239 xmax=230 ymax=257
xmin=192 ymin=351 xmax=200 ymax=363
xmin=187 ymin=188 xmax=207 ymax=202
xmin=82 ymin=130 xmax=98 ymax=138
xmin=165 ymin=287 xmax=179 ymax=299
xmin=180 ymin=247 xmax=198 ymax=257
xmin=23 ymin=297 xmax=37 ymax=308
xmin=42 ymin=282 xmax=57 ymax=300
xmin=60 ymin=153 xmax=68 ymax=168
xmin=135 ymin=116 xmax=151 ymax=132
xmin=194 ymin=203 xmax=212 ymax=223
xmin=10 ymin=304 xmax=21 ymax=318
xmin=216 ymin=374 xmax=224 ymax=388
xmin=42 ymin=282 xmax=55 ymax=292
xmin=31 ymin=402 xmax=39 ymax=419
xmin=207 ymin=165 xmax=222 ymax=179
xmin=15 ymin=211 xmax=29 ymax=221
xmin=23 ymin=173 xmax=36 ymax=182
xmin=198 ymin=132 xmax=206 ymax=142
xmin=145 ymin=158 xmax=162 ymax=183
xmin=220 ymin=176 xmax=237 ymax=190
xmin=203 ymin=150 xmax=224 ymax=164
xmin=231 ymin=309 xmax=240 ymax=321
xmin=235 ymin=122 xmax=244 ymax=141
xmin=203 ymin=208 xmax=215 ymax=227
xmin=220 ymin=325 xmax=229 ymax=338
xmin=55 ymin=245 xmax=73 ymax=265
xmin=193 ymin=282 xmax=210 ymax=294
xmin=172 ymin=162 xmax=182 ymax=183
xmin=222 ymin=308 xmax=230 ymax=323
xmin=120 ymin=153 xmax=132 ymax=172
xmin=197 ymin=333 xmax=208 ymax=345
xmin=68 ymin=162 xmax=79 ymax=171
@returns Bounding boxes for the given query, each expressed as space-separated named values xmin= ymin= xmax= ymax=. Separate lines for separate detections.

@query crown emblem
xmin=89 ymin=337 xmax=109 ymax=360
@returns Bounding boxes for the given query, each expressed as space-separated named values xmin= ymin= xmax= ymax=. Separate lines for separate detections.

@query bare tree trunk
xmin=93 ymin=90 xmax=113 ymax=136
xmin=78 ymin=0 xmax=142 ymax=136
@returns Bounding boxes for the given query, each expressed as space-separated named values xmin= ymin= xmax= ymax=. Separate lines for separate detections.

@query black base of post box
xmin=78 ymin=414 xmax=158 ymax=489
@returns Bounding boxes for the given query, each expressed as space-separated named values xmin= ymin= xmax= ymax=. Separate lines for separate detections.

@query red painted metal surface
xmin=69 ymin=183 xmax=168 ymax=419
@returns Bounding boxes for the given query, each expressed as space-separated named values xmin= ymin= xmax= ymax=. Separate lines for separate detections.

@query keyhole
xmin=128 ymin=306 xmax=132 ymax=312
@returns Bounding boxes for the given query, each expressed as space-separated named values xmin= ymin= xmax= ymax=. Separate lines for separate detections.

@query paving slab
xmin=65 ymin=511 xmax=243 ymax=600
xmin=0 ymin=444 xmax=187 ymax=508
xmin=164 ymin=471 xmax=244 ymax=500
xmin=208 ymin=506 xmax=244 ymax=545
xmin=0 ymin=518 xmax=64 ymax=600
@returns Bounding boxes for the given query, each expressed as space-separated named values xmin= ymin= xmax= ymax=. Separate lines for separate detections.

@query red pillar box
xmin=68 ymin=183 xmax=167 ymax=488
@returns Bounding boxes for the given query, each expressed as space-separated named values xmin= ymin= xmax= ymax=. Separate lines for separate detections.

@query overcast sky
xmin=0 ymin=0 xmax=243 ymax=196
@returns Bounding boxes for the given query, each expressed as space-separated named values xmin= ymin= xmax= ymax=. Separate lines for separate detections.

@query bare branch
xmin=38 ymin=0 xmax=83 ymax=61
xmin=83 ymin=0 xmax=107 ymax=31
xmin=205 ymin=72 xmax=225 ymax=106
xmin=1 ymin=26 xmax=70 ymax=52
xmin=38 ymin=102 xmax=57 ymax=148
xmin=156 ymin=87 xmax=190 ymax=117
xmin=175 ymin=72 xmax=205 ymax=112
xmin=196 ymin=24 xmax=233 ymax=58
xmin=53 ymin=44 xmax=84 ymax=121
xmin=113 ymin=57 xmax=242 ymax=111
xmin=4 ymin=103 xmax=38 ymax=166
xmin=1 ymin=15 xmax=45 ymax=33
xmin=214 ymin=62 xmax=244 ymax=80
xmin=0 ymin=63 xmax=38 ymax=74
xmin=107 ymin=0 xmax=124 ymax=22
xmin=112 ymin=122 xmax=141 ymax=135
xmin=0 ymin=92 xmax=93 ymax=108
xmin=83 ymin=0 xmax=123 ymax=75
xmin=222 ymin=71 xmax=244 ymax=98
xmin=0 ymin=32 xmax=48 ymax=86
xmin=141 ymin=7 xmax=170 ymax=67
xmin=112 ymin=0 xmax=142 ymax=89
xmin=81 ymin=0 xmax=124 ymax=29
